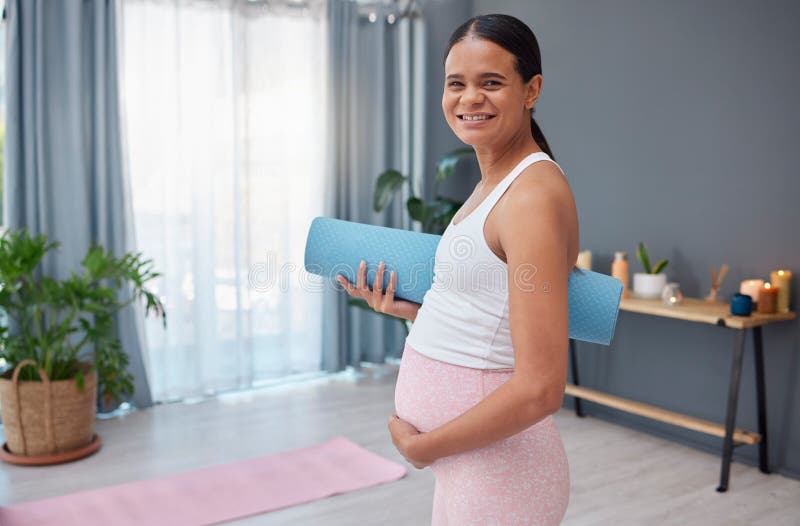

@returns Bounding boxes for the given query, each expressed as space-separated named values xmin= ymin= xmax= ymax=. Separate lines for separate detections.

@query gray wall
xmin=425 ymin=0 xmax=800 ymax=479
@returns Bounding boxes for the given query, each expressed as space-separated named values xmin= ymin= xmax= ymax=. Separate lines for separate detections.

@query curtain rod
xmin=239 ymin=0 xmax=421 ymax=22
xmin=354 ymin=0 xmax=422 ymax=24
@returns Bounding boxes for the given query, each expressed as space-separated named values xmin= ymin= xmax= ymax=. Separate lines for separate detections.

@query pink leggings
xmin=394 ymin=342 xmax=570 ymax=526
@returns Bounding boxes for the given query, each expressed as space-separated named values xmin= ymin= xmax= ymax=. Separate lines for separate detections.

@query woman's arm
xmin=407 ymin=165 xmax=574 ymax=464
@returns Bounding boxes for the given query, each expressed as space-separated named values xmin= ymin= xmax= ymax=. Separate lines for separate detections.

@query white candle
xmin=739 ymin=279 xmax=764 ymax=302
xmin=576 ymin=250 xmax=592 ymax=271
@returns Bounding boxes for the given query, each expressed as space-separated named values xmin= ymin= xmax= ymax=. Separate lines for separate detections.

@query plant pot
xmin=0 ymin=360 xmax=97 ymax=460
xmin=633 ymin=272 xmax=668 ymax=299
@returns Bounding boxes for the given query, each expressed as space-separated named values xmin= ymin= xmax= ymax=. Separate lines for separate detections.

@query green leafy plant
xmin=0 ymin=229 xmax=166 ymax=406
xmin=636 ymin=241 xmax=669 ymax=274
xmin=373 ymin=147 xmax=475 ymax=234
xmin=348 ymin=148 xmax=476 ymax=332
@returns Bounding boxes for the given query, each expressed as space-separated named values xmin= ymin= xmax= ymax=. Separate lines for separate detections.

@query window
xmin=0 ymin=11 xmax=6 ymax=373
xmin=0 ymin=15 xmax=6 ymax=224
xmin=121 ymin=0 xmax=328 ymax=401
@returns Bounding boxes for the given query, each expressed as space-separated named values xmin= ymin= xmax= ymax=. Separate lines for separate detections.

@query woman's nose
xmin=460 ymin=85 xmax=484 ymax=105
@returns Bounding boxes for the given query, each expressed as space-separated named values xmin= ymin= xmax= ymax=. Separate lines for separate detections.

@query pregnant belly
xmin=394 ymin=343 xmax=487 ymax=433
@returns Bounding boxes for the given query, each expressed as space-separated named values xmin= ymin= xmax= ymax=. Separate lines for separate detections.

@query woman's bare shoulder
xmin=512 ymin=160 xmax=571 ymax=199
xmin=486 ymin=160 xmax=579 ymax=265
xmin=497 ymin=160 xmax=575 ymax=225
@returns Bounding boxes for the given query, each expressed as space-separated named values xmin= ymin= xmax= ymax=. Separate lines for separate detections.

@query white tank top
xmin=405 ymin=151 xmax=564 ymax=369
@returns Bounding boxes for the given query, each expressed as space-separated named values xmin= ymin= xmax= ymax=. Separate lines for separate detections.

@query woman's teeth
xmin=461 ymin=115 xmax=493 ymax=121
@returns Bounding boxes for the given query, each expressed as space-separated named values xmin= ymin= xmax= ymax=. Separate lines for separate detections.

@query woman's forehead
xmin=444 ymin=37 xmax=516 ymax=76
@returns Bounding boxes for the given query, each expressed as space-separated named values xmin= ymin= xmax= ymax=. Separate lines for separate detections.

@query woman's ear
xmin=525 ymin=74 xmax=543 ymax=110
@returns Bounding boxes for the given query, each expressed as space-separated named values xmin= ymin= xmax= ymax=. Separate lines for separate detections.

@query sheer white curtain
xmin=119 ymin=0 xmax=328 ymax=402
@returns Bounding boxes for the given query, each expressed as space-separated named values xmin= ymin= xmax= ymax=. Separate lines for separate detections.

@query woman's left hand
xmin=387 ymin=414 xmax=433 ymax=469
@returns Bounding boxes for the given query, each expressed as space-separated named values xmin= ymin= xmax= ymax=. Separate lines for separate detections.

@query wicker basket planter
xmin=0 ymin=359 xmax=97 ymax=459
xmin=0 ymin=230 xmax=165 ymax=465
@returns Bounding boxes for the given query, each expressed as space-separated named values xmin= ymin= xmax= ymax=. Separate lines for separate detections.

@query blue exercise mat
xmin=304 ymin=216 xmax=623 ymax=345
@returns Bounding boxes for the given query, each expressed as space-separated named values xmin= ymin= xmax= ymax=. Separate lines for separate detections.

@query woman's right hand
xmin=337 ymin=260 xmax=421 ymax=322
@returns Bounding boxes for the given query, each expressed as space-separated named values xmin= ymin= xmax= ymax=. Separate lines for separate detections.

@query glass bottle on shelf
xmin=611 ymin=251 xmax=630 ymax=298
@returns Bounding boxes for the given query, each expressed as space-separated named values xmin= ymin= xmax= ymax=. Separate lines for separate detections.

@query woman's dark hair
xmin=445 ymin=14 xmax=554 ymax=160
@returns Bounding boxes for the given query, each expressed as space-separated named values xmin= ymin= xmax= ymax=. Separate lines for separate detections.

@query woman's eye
xmin=447 ymin=81 xmax=464 ymax=87
xmin=484 ymin=81 xmax=501 ymax=87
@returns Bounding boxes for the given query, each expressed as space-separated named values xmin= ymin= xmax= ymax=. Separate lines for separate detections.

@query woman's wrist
xmin=397 ymin=301 xmax=422 ymax=322
xmin=404 ymin=432 xmax=435 ymax=465
xmin=403 ymin=301 xmax=421 ymax=322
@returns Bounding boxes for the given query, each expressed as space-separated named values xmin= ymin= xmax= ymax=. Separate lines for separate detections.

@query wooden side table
xmin=566 ymin=296 xmax=796 ymax=492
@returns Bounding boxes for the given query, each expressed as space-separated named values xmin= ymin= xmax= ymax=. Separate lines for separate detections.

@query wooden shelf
xmin=619 ymin=296 xmax=796 ymax=329
xmin=569 ymin=292 xmax=793 ymax=491
xmin=564 ymin=384 xmax=761 ymax=445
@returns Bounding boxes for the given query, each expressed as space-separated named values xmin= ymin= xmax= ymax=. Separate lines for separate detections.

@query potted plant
xmin=373 ymin=147 xmax=475 ymax=236
xmin=347 ymin=148 xmax=476 ymax=333
xmin=0 ymin=229 xmax=165 ymax=464
xmin=632 ymin=241 xmax=669 ymax=299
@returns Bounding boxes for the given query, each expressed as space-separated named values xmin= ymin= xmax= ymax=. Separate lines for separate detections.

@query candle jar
xmin=757 ymin=283 xmax=778 ymax=314
xmin=730 ymin=293 xmax=753 ymax=316
xmin=661 ymin=282 xmax=684 ymax=306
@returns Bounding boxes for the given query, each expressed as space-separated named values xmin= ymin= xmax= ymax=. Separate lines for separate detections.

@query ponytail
xmin=530 ymin=111 xmax=555 ymax=161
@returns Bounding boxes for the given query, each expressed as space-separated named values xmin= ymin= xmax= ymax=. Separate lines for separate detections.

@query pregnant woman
xmin=338 ymin=13 xmax=578 ymax=526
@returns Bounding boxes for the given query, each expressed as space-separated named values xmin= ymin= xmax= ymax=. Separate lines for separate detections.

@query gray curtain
xmin=321 ymin=0 xmax=426 ymax=372
xmin=3 ymin=0 xmax=152 ymax=409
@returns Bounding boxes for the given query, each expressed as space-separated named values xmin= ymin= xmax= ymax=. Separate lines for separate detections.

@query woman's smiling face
xmin=442 ymin=36 xmax=540 ymax=148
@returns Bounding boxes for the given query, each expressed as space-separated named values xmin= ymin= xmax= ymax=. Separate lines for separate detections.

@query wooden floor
xmin=2 ymin=365 xmax=799 ymax=525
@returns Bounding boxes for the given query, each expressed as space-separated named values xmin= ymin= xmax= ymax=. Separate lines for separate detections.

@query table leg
xmin=717 ymin=329 xmax=747 ymax=492
xmin=569 ymin=338 xmax=584 ymax=417
xmin=753 ymin=326 xmax=770 ymax=474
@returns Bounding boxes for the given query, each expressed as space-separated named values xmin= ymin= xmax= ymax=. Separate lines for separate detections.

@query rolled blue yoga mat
xmin=304 ymin=216 xmax=623 ymax=345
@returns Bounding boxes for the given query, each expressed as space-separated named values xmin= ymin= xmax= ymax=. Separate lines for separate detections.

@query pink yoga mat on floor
xmin=0 ymin=436 xmax=407 ymax=526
